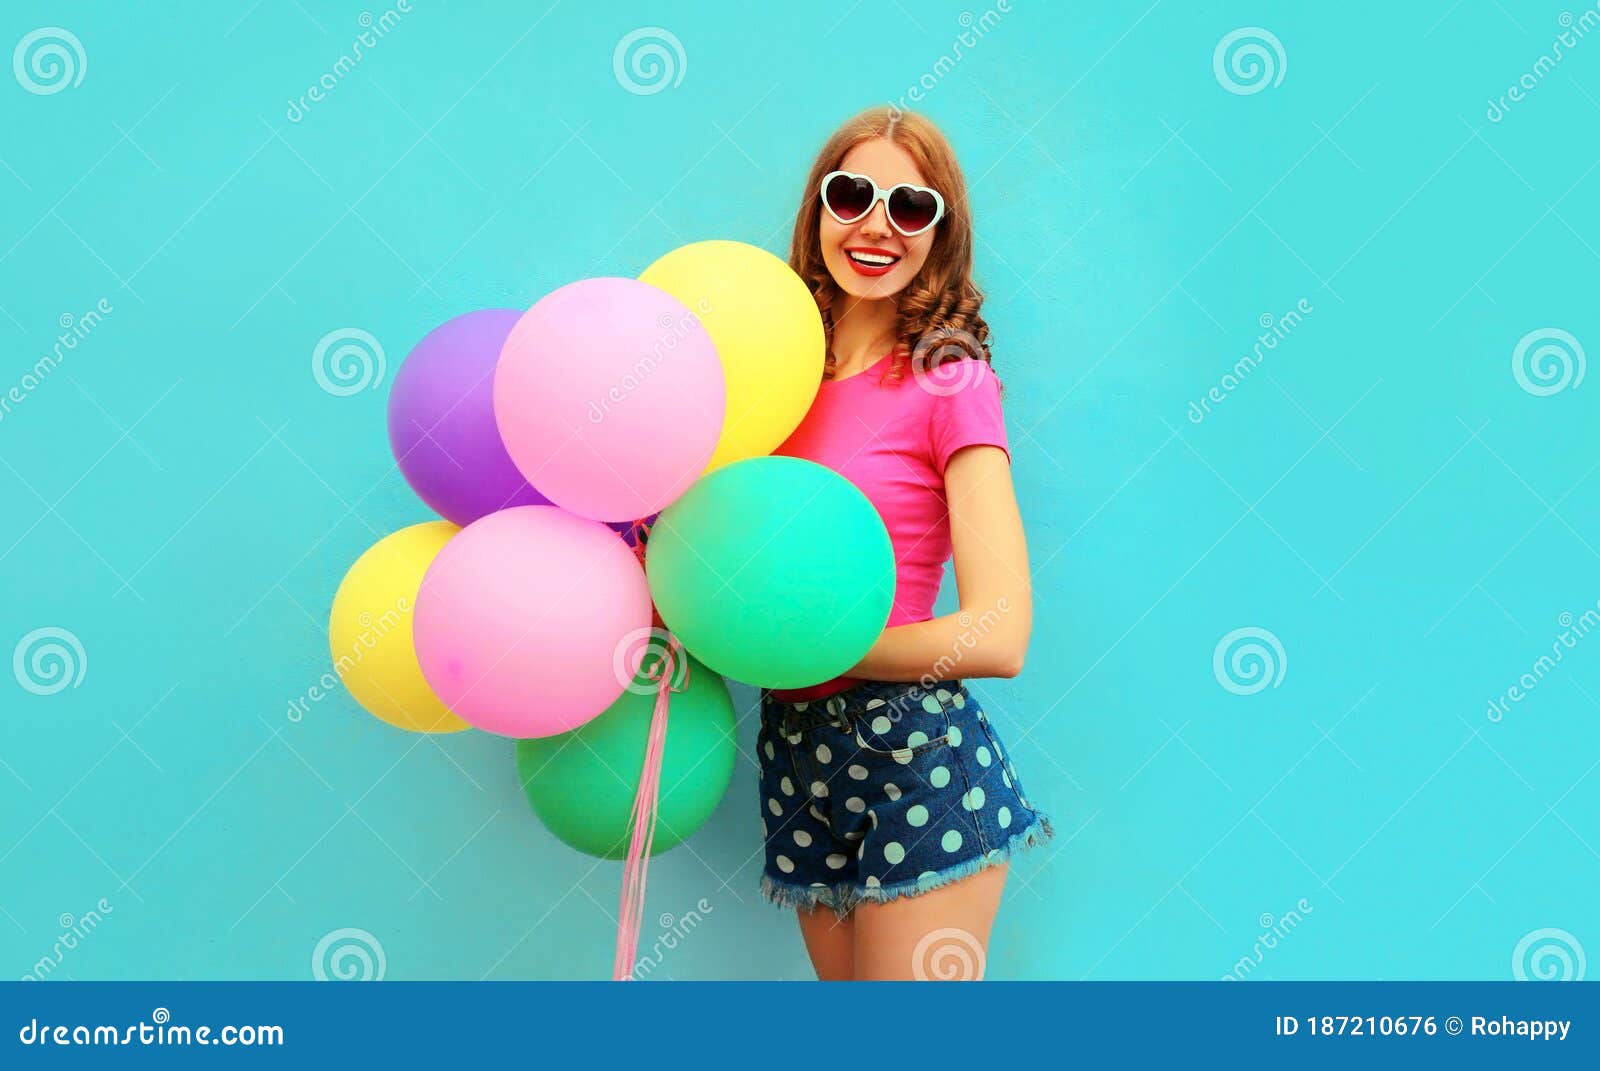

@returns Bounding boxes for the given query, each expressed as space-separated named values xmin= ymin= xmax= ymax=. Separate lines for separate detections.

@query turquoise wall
xmin=2 ymin=0 xmax=1595 ymax=980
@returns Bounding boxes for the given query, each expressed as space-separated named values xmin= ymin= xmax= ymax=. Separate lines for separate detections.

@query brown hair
xmin=787 ymin=106 xmax=993 ymax=385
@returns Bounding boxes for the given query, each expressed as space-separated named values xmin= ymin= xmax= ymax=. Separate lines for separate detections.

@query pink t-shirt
xmin=769 ymin=351 xmax=1011 ymax=700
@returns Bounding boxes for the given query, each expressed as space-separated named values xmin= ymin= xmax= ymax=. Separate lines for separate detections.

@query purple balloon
xmin=388 ymin=309 xmax=550 ymax=525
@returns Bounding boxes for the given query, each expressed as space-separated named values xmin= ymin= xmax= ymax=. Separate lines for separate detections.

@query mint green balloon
xmin=516 ymin=652 xmax=735 ymax=860
xmin=645 ymin=456 xmax=894 ymax=687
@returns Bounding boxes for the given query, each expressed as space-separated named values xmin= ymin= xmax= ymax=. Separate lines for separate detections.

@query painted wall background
xmin=1 ymin=1 xmax=1595 ymax=981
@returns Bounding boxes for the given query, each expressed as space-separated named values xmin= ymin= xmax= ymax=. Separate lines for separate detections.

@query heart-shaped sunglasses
xmin=818 ymin=170 xmax=946 ymax=237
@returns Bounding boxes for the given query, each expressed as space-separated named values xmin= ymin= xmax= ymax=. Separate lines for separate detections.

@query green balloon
xmin=515 ymin=651 xmax=735 ymax=860
xmin=645 ymin=456 xmax=894 ymax=687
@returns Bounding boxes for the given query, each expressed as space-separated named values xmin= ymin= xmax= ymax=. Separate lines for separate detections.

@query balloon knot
xmin=641 ymin=633 xmax=691 ymax=693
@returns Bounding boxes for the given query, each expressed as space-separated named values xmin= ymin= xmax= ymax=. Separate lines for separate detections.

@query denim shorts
xmin=756 ymin=678 xmax=1053 ymax=912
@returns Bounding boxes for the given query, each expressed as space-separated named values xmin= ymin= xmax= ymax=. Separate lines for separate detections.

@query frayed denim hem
xmin=759 ymin=875 xmax=857 ymax=914
xmin=758 ymin=812 xmax=1055 ymax=913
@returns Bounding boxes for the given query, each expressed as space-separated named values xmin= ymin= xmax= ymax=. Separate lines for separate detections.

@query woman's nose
xmin=857 ymin=198 xmax=891 ymax=238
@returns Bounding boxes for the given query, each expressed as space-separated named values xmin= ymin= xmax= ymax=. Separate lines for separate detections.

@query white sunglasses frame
xmin=818 ymin=169 xmax=947 ymax=238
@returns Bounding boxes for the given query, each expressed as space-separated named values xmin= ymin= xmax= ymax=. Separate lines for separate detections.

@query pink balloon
xmin=413 ymin=506 xmax=651 ymax=738
xmin=494 ymin=278 xmax=725 ymax=522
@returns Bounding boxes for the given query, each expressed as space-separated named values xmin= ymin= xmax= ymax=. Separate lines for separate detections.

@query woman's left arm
xmin=845 ymin=444 xmax=1033 ymax=682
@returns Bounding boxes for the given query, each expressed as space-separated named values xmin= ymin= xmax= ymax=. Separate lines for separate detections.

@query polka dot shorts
xmin=756 ymin=679 xmax=1053 ymax=912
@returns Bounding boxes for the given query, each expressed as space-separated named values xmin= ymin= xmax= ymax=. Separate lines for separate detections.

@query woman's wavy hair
xmin=787 ymin=106 xmax=993 ymax=386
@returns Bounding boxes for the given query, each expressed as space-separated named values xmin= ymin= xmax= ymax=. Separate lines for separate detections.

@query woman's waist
xmin=760 ymin=677 xmax=968 ymax=732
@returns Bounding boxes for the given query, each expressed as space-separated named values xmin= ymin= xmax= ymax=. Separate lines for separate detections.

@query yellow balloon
xmin=640 ymin=240 xmax=823 ymax=469
xmin=329 ymin=521 xmax=468 ymax=734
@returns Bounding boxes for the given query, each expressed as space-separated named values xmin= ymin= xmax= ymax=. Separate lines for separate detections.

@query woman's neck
xmin=830 ymin=293 xmax=899 ymax=378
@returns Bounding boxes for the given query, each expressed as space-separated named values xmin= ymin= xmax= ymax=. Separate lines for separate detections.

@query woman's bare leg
xmin=851 ymin=863 xmax=1007 ymax=980
xmin=795 ymin=904 xmax=855 ymax=980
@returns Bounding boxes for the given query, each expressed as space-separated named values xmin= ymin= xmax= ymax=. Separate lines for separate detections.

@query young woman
xmin=756 ymin=106 xmax=1052 ymax=981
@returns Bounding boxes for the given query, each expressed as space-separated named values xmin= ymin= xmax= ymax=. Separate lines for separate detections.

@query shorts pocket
xmin=846 ymin=691 xmax=952 ymax=761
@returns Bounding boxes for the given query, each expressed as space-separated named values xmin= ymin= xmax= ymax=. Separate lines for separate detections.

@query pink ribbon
xmin=612 ymin=620 xmax=687 ymax=979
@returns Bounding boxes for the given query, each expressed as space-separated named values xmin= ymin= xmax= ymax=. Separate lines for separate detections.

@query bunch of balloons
xmin=328 ymin=240 xmax=897 ymax=872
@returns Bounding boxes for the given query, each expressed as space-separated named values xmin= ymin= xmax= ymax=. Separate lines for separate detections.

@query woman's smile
xmin=843 ymin=246 xmax=903 ymax=276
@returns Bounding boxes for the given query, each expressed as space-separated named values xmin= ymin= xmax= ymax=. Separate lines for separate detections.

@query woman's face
xmin=819 ymin=138 xmax=939 ymax=302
